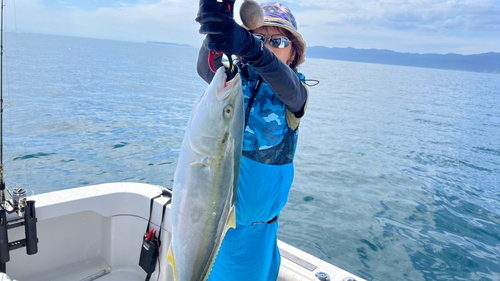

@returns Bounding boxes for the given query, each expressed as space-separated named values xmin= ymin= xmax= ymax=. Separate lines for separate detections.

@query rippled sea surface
xmin=4 ymin=33 xmax=500 ymax=280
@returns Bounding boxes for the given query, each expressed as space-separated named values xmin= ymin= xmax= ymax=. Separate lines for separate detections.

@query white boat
xmin=0 ymin=182 xmax=365 ymax=281
xmin=0 ymin=1 xmax=365 ymax=280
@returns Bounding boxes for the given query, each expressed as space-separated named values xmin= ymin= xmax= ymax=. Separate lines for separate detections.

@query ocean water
xmin=3 ymin=33 xmax=500 ymax=281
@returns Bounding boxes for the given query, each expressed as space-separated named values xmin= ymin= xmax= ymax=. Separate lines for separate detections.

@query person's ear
xmin=287 ymin=53 xmax=296 ymax=66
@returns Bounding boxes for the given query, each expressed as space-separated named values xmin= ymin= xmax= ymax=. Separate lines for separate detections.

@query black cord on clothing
xmin=304 ymin=79 xmax=320 ymax=87
xmin=244 ymin=76 xmax=263 ymax=128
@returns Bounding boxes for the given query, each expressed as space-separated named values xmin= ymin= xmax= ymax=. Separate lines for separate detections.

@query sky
xmin=3 ymin=0 xmax=500 ymax=55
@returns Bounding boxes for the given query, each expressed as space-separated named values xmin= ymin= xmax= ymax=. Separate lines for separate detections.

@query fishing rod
xmin=0 ymin=0 xmax=5 ymax=204
xmin=0 ymin=0 xmax=39 ymax=274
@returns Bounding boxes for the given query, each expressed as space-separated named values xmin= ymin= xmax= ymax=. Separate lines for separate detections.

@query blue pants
xmin=207 ymin=157 xmax=294 ymax=281
xmin=207 ymin=222 xmax=280 ymax=281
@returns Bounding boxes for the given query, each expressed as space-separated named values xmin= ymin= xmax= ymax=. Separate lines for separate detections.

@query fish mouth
xmin=216 ymin=74 xmax=241 ymax=102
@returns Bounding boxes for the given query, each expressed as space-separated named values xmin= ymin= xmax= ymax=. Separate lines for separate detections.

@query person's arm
xmin=246 ymin=47 xmax=307 ymax=117
xmin=196 ymin=3 xmax=307 ymax=116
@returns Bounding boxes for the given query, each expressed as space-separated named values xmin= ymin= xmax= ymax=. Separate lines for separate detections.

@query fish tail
xmin=203 ymin=207 xmax=237 ymax=281
xmin=167 ymin=245 xmax=178 ymax=281
xmin=226 ymin=207 xmax=236 ymax=230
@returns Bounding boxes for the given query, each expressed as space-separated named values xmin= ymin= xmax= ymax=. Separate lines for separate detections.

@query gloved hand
xmin=196 ymin=1 xmax=262 ymax=60
xmin=196 ymin=0 xmax=233 ymax=24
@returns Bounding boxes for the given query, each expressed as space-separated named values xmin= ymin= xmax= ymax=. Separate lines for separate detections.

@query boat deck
xmin=3 ymin=183 xmax=364 ymax=281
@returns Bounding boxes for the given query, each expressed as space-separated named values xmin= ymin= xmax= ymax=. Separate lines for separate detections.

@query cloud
xmin=443 ymin=16 xmax=467 ymax=29
xmin=6 ymin=0 xmax=202 ymax=46
xmin=288 ymin=0 xmax=500 ymax=32
xmin=286 ymin=0 xmax=499 ymax=53
xmin=3 ymin=0 xmax=499 ymax=54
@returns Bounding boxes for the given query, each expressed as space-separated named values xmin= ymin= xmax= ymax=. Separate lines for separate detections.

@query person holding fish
xmin=196 ymin=0 xmax=308 ymax=280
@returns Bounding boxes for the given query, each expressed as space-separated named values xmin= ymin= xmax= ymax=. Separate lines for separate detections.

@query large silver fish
xmin=168 ymin=66 xmax=244 ymax=281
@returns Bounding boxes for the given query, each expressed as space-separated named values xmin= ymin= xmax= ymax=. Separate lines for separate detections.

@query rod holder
xmin=0 ymin=209 xmax=9 ymax=265
xmin=24 ymin=201 xmax=38 ymax=255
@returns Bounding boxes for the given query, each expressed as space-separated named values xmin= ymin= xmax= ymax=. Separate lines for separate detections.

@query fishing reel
xmin=0 ymin=188 xmax=30 ymax=217
xmin=0 ymin=179 xmax=39 ymax=274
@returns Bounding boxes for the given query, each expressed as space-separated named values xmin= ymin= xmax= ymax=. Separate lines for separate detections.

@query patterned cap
xmin=261 ymin=2 xmax=298 ymax=30
xmin=260 ymin=2 xmax=306 ymax=67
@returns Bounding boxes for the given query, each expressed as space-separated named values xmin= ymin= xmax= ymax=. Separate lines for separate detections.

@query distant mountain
xmin=306 ymin=47 xmax=500 ymax=74
xmin=146 ymin=41 xmax=191 ymax=48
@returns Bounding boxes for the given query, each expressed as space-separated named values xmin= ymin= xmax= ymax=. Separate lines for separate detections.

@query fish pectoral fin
xmin=167 ymin=245 xmax=178 ymax=281
xmin=190 ymin=157 xmax=212 ymax=167
xmin=226 ymin=207 xmax=236 ymax=230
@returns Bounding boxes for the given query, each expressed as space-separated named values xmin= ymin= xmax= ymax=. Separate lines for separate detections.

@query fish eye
xmin=223 ymin=105 xmax=233 ymax=118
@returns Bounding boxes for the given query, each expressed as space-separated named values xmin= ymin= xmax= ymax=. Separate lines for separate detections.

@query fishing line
xmin=5 ymin=0 xmax=28 ymax=192
xmin=4 ymin=0 xmax=21 ymax=118
xmin=12 ymin=0 xmax=16 ymax=32
xmin=23 ymin=142 xmax=30 ymax=190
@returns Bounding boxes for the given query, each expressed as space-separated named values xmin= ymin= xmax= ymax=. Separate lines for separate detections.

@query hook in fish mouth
xmin=216 ymin=73 xmax=241 ymax=102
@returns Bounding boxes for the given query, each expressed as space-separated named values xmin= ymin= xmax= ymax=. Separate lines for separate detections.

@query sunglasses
xmin=253 ymin=34 xmax=291 ymax=49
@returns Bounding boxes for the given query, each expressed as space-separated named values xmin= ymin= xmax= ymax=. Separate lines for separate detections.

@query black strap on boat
xmin=139 ymin=189 xmax=172 ymax=281
xmin=145 ymin=190 xmax=169 ymax=233
xmin=157 ymin=197 xmax=170 ymax=247
xmin=150 ymin=197 xmax=171 ymax=281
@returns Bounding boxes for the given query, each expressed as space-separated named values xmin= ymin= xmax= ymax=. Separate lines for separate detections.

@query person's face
xmin=253 ymin=26 xmax=295 ymax=66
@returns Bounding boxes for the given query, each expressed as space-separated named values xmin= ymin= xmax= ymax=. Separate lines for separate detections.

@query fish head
xmin=189 ymin=67 xmax=244 ymax=158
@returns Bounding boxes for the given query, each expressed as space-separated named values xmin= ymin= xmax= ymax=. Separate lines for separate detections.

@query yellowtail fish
xmin=168 ymin=66 xmax=244 ymax=281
